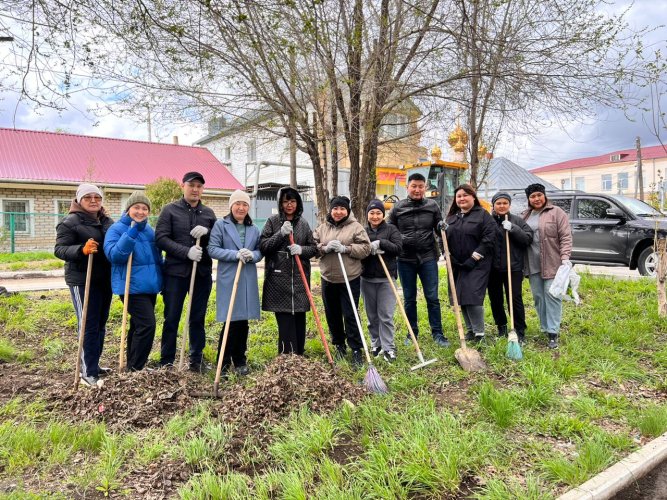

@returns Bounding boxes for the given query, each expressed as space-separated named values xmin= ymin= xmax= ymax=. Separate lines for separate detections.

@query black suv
xmin=510 ymin=191 xmax=666 ymax=276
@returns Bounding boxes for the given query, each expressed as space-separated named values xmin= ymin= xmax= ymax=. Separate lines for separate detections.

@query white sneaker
xmin=383 ymin=350 xmax=397 ymax=363
xmin=80 ymin=375 xmax=103 ymax=388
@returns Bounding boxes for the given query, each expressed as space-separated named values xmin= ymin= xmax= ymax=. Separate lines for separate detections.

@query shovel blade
xmin=455 ymin=347 xmax=486 ymax=372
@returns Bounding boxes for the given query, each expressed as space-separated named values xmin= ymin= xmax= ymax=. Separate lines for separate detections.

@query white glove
xmin=190 ymin=225 xmax=209 ymax=239
xmin=288 ymin=244 xmax=302 ymax=256
xmin=501 ymin=220 xmax=512 ymax=231
xmin=472 ymin=251 xmax=483 ymax=261
xmin=370 ymin=240 xmax=384 ymax=255
xmin=187 ymin=245 xmax=203 ymax=262
xmin=327 ymin=240 xmax=347 ymax=254
xmin=562 ymin=259 xmax=572 ymax=267
xmin=239 ymin=248 xmax=254 ymax=263
xmin=280 ymin=221 xmax=293 ymax=236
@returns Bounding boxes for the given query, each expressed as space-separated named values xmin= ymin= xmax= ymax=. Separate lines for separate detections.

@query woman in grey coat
xmin=259 ymin=187 xmax=318 ymax=355
xmin=207 ymin=190 xmax=262 ymax=376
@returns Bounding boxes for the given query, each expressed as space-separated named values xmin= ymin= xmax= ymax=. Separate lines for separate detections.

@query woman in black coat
xmin=444 ymin=184 xmax=498 ymax=342
xmin=487 ymin=192 xmax=534 ymax=342
xmin=259 ymin=187 xmax=318 ymax=355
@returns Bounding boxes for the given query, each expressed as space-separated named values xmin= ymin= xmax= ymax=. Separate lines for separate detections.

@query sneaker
xmin=371 ymin=346 xmax=382 ymax=357
xmin=80 ymin=375 xmax=102 ymax=388
xmin=517 ymin=330 xmax=526 ymax=345
xmin=474 ymin=333 xmax=485 ymax=343
xmin=189 ymin=362 xmax=212 ymax=374
xmin=497 ymin=325 xmax=508 ymax=337
xmin=351 ymin=350 xmax=363 ymax=368
xmin=464 ymin=330 xmax=475 ymax=342
xmin=335 ymin=345 xmax=347 ymax=361
xmin=160 ymin=362 xmax=175 ymax=371
xmin=433 ymin=335 xmax=450 ymax=348
xmin=548 ymin=334 xmax=558 ymax=349
xmin=97 ymin=366 xmax=112 ymax=377
xmin=383 ymin=350 xmax=397 ymax=363
xmin=235 ymin=365 xmax=250 ymax=376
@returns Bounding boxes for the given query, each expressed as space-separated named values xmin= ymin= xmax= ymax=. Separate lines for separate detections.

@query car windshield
xmin=610 ymin=195 xmax=663 ymax=217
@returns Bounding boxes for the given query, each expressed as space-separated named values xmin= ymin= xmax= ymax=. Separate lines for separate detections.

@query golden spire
xmin=431 ymin=145 xmax=442 ymax=161
xmin=448 ymin=124 xmax=468 ymax=153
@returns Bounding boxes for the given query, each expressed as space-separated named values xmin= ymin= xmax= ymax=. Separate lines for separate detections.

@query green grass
xmin=1 ymin=272 xmax=666 ymax=498
xmin=0 ymin=251 xmax=57 ymax=263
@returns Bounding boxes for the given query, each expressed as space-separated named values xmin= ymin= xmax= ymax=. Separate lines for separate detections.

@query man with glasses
xmin=155 ymin=172 xmax=217 ymax=372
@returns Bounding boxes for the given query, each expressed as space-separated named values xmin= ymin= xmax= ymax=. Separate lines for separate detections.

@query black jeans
xmin=120 ymin=293 xmax=157 ymax=371
xmin=275 ymin=312 xmax=306 ymax=355
xmin=69 ymin=282 xmax=112 ymax=379
xmin=216 ymin=320 xmax=249 ymax=369
xmin=487 ymin=268 xmax=527 ymax=332
xmin=160 ymin=272 xmax=212 ymax=366
xmin=321 ymin=277 xmax=362 ymax=351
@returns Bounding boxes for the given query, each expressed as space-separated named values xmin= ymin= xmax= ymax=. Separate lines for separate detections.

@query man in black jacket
xmin=488 ymin=192 xmax=533 ymax=342
xmin=155 ymin=172 xmax=217 ymax=371
xmin=387 ymin=173 xmax=450 ymax=347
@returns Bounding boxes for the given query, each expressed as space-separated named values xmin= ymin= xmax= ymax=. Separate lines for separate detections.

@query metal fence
xmin=0 ymin=212 xmax=268 ymax=254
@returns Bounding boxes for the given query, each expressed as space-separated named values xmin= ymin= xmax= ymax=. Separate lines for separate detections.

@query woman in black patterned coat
xmin=259 ymin=187 xmax=318 ymax=355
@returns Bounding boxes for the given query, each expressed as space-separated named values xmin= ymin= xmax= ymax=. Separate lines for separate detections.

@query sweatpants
xmin=69 ymin=282 xmax=113 ymax=379
xmin=216 ymin=320 xmax=249 ymax=369
xmin=461 ymin=305 xmax=486 ymax=335
xmin=321 ymin=277 xmax=363 ymax=352
xmin=120 ymin=293 xmax=157 ymax=371
xmin=275 ymin=312 xmax=306 ymax=355
xmin=487 ymin=268 xmax=527 ymax=332
xmin=361 ymin=278 xmax=396 ymax=352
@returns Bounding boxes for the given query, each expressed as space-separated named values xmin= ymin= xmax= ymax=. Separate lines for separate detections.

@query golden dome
xmin=448 ymin=124 xmax=468 ymax=153
xmin=431 ymin=145 xmax=442 ymax=161
xmin=478 ymin=144 xmax=488 ymax=157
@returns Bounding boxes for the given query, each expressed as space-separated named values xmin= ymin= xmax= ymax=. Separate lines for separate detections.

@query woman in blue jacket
xmin=104 ymin=192 xmax=163 ymax=371
xmin=208 ymin=190 xmax=262 ymax=377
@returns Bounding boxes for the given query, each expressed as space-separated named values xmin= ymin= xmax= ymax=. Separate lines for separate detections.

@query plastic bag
xmin=564 ymin=268 xmax=581 ymax=305
xmin=549 ymin=261 xmax=573 ymax=298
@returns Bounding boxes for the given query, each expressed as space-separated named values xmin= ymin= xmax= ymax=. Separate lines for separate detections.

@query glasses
xmin=282 ymin=199 xmax=297 ymax=205
xmin=81 ymin=195 xmax=102 ymax=202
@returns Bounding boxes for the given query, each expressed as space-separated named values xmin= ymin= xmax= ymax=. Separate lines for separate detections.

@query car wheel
xmin=637 ymin=246 xmax=657 ymax=277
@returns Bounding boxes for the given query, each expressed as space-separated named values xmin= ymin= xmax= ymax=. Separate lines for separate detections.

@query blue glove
xmin=135 ymin=219 xmax=148 ymax=232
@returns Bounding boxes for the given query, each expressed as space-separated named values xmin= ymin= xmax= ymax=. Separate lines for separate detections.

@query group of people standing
xmin=56 ymin=169 xmax=572 ymax=387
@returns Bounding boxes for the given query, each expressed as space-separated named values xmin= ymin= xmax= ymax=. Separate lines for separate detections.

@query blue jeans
xmin=397 ymin=259 xmax=443 ymax=338
xmin=528 ymin=274 xmax=562 ymax=334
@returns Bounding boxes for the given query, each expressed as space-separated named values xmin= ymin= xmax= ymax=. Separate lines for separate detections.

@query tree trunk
xmin=657 ymin=239 xmax=667 ymax=316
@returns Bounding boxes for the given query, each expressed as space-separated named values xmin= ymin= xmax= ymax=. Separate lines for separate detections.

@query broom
xmin=504 ymin=215 xmax=523 ymax=361
xmin=336 ymin=253 xmax=387 ymax=394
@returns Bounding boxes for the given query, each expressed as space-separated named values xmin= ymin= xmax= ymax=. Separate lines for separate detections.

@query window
xmin=575 ymin=177 xmax=585 ymax=191
xmin=55 ymin=199 xmax=71 ymax=225
xmin=2 ymin=199 xmax=31 ymax=233
xmin=381 ymin=113 xmax=410 ymax=138
xmin=601 ymin=174 xmax=612 ymax=191
xmin=617 ymin=172 xmax=629 ymax=191
xmin=224 ymin=146 xmax=231 ymax=161
xmin=576 ymin=199 xmax=612 ymax=219
xmin=550 ymin=198 xmax=572 ymax=215
xmin=560 ymin=178 xmax=571 ymax=189
xmin=247 ymin=140 xmax=256 ymax=162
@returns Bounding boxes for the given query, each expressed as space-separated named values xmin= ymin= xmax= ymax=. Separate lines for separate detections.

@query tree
xmin=144 ymin=177 xmax=181 ymax=215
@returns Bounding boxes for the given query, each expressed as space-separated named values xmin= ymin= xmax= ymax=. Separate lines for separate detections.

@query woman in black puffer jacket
xmin=259 ymin=187 xmax=318 ymax=355
xmin=54 ymin=183 xmax=114 ymax=387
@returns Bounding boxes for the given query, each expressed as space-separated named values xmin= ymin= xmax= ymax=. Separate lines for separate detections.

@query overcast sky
xmin=0 ymin=0 xmax=665 ymax=171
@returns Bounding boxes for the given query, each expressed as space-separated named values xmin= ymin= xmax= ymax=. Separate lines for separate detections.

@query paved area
xmin=612 ymin=458 xmax=667 ymax=500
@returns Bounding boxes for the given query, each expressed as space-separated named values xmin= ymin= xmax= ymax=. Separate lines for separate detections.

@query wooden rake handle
xmin=214 ymin=259 xmax=244 ymax=397
xmin=289 ymin=233 xmax=333 ymax=365
xmin=178 ymin=237 xmax=201 ymax=371
xmin=73 ymin=253 xmax=94 ymax=390
xmin=505 ymin=215 xmax=515 ymax=330
xmin=336 ymin=253 xmax=372 ymax=364
xmin=441 ymin=229 xmax=468 ymax=349
xmin=118 ymin=252 xmax=134 ymax=372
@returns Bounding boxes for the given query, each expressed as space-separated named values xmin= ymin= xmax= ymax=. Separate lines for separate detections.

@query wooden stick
xmin=73 ymin=253 xmax=94 ymax=390
xmin=179 ymin=237 xmax=201 ymax=370
xmin=118 ymin=252 xmax=133 ymax=372
xmin=505 ymin=215 xmax=515 ymax=331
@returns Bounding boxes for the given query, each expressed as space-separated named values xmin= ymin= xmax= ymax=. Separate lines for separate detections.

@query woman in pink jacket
xmin=521 ymin=183 xmax=572 ymax=349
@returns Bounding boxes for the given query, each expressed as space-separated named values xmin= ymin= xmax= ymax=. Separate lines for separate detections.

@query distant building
xmin=0 ymin=128 xmax=242 ymax=252
xmin=529 ymin=144 xmax=667 ymax=198
xmin=481 ymin=157 xmax=557 ymax=200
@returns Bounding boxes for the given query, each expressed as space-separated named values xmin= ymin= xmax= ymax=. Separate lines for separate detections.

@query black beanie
xmin=525 ymin=183 xmax=546 ymax=197
xmin=366 ymin=199 xmax=385 ymax=216
xmin=491 ymin=192 xmax=512 ymax=205
xmin=330 ymin=196 xmax=350 ymax=211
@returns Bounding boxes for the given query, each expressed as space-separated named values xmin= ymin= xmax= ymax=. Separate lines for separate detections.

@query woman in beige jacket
xmin=313 ymin=196 xmax=371 ymax=366
xmin=521 ymin=183 xmax=572 ymax=349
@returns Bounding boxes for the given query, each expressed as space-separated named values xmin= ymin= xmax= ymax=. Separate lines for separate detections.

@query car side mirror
xmin=606 ymin=208 xmax=626 ymax=220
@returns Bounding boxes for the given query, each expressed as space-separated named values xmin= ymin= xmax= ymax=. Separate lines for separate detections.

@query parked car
xmin=509 ymin=191 xmax=667 ymax=277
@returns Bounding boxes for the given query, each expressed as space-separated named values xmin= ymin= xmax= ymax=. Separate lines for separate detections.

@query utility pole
xmin=636 ymin=136 xmax=644 ymax=201
xmin=147 ymin=104 xmax=153 ymax=143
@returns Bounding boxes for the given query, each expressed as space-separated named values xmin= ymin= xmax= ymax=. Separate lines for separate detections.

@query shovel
xmin=440 ymin=229 xmax=486 ymax=372
xmin=289 ymin=233 xmax=334 ymax=365
xmin=118 ymin=251 xmax=133 ymax=372
xmin=178 ymin=237 xmax=201 ymax=371
xmin=73 ymin=252 xmax=94 ymax=390
xmin=377 ymin=254 xmax=437 ymax=370
xmin=213 ymin=259 xmax=244 ymax=397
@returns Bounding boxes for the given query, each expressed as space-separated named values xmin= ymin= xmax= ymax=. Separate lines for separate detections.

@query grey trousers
xmin=361 ymin=278 xmax=397 ymax=352
xmin=461 ymin=305 xmax=486 ymax=334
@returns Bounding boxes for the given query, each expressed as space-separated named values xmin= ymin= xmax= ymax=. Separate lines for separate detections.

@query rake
xmin=337 ymin=253 xmax=388 ymax=394
xmin=178 ymin=237 xmax=201 ymax=371
xmin=504 ymin=215 xmax=523 ymax=361
xmin=73 ymin=251 xmax=94 ymax=390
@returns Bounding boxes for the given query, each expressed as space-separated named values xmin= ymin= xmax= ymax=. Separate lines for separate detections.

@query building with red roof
xmin=0 ymin=128 xmax=243 ymax=251
xmin=529 ymin=144 xmax=667 ymax=199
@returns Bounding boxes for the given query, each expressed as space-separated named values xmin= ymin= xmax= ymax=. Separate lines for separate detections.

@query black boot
xmin=497 ymin=325 xmax=508 ymax=337
xmin=548 ymin=333 xmax=558 ymax=349
xmin=465 ymin=330 xmax=475 ymax=342
xmin=335 ymin=344 xmax=347 ymax=361
xmin=517 ymin=329 xmax=525 ymax=344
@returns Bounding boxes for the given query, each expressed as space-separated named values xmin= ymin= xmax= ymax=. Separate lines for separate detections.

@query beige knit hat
xmin=125 ymin=191 xmax=151 ymax=212
xmin=229 ymin=189 xmax=251 ymax=207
